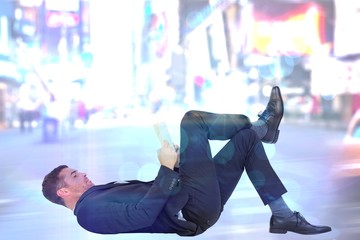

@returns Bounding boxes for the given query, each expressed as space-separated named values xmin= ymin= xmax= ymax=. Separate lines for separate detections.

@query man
xmin=42 ymin=86 xmax=332 ymax=236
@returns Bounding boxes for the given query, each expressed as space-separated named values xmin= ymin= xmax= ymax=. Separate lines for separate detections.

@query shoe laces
xmin=258 ymin=109 xmax=271 ymax=121
xmin=294 ymin=211 xmax=310 ymax=226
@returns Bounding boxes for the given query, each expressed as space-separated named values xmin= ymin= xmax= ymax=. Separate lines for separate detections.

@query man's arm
xmin=75 ymin=152 xmax=181 ymax=234
xmin=108 ymin=167 xmax=180 ymax=232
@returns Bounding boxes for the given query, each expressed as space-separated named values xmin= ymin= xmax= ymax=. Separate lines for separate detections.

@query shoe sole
xmin=270 ymin=228 xmax=332 ymax=235
xmin=270 ymin=228 xmax=287 ymax=234
xmin=272 ymin=130 xmax=280 ymax=143
xmin=263 ymin=87 xmax=284 ymax=144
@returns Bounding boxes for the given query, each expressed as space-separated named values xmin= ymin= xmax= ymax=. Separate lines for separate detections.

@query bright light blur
xmin=0 ymin=0 xmax=359 ymax=239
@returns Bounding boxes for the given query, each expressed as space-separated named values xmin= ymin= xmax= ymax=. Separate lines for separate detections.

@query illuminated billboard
xmin=249 ymin=2 xmax=326 ymax=56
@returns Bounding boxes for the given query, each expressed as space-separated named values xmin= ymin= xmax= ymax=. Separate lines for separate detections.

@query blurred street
xmin=0 ymin=114 xmax=357 ymax=240
xmin=0 ymin=0 xmax=360 ymax=239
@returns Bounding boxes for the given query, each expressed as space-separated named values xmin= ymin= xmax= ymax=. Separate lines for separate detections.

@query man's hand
xmin=174 ymin=144 xmax=180 ymax=168
xmin=157 ymin=141 xmax=178 ymax=170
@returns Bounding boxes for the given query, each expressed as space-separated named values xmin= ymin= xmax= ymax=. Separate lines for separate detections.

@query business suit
xmin=74 ymin=110 xmax=287 ymax=236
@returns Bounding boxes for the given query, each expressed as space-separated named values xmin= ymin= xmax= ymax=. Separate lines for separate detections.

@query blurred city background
xmin=0 ymin=0 xmax=359 ymax=239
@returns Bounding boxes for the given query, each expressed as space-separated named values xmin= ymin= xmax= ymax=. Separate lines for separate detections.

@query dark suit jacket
xmin=74 ymin=166 xmax=201 ymax=236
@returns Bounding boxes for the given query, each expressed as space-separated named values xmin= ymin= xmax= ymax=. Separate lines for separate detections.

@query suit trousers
xmin=178 ymin=110 xmax=287 ymax=232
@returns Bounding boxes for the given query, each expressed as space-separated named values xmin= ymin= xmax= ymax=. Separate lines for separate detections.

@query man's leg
xmin=179 ymin=110 xmax=252 ymax=231
xmin=178 ymin=110 xmax=331 ymax=235
xmin=212 ymin=128 xmax=287 ymax=207
xmin=211 ymin=131 xmax=332 ymax=235
xmin=178 ymin=110 xmax=288 ymax=228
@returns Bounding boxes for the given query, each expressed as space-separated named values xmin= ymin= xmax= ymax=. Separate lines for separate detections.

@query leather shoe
xmin=269 ymin=211 xmax=332 ymax=235
xmin=258 ymin=86 xmax=284 ymax=143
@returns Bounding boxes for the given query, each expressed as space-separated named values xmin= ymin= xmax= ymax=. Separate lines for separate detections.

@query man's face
xmin=58 ymin=167 xmax=95 ymax=198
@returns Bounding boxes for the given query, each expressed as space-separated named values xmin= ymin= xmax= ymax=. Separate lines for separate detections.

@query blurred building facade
xmin=0 ymin=0 xmax=18 ymax=128
xmin=312 ymin=0 xmax=360 ymax=123
xmin=0 ymin=0 xmax=91 ymax=129
xmin=1 ymin=0 xmax=360 ymax=128
xmin=235 ymin=0 xmax=335 ymax=118
xmin=179 ymin=0 xmax=359 ymax=124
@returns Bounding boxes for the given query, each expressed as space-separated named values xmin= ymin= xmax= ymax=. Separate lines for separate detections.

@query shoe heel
xmin=270 ymin=228 xmax=287 ymax=234
xmin=272 ymin=130 xmax=280 ymax=143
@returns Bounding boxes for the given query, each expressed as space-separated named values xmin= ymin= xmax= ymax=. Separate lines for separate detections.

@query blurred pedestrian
xmin=42 ymin=86 xmax=331 ymax=236
xmin=17 ymin=81 xmax=40 ymax=132
xmin=41 ymin=93 xmax=60 ymax=142
xmin=193 ymin=75 xmax=205 ymax=105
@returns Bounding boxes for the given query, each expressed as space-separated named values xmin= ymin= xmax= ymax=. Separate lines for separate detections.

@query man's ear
xmin=57 ymin=188 xmax=70 ymax=198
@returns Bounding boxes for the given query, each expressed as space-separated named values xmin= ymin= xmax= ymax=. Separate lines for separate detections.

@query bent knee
xmin=182 ymin=110 xmax=200 ymax=120
xmin=181 ymin=110 xmax=202 ymax=126
xmin=234 ymin=128 xmax=261 ymax=146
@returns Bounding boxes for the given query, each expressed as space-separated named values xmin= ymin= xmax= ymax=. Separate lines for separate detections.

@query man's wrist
xmin=161 ymin=163 xmax=175 ymax=171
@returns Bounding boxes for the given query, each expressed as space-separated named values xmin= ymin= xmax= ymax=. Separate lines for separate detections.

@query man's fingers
xmin=174 ymin=144 xmax=179 ymax=152
xmin=162 ymin=140 xmax=170 ymax=147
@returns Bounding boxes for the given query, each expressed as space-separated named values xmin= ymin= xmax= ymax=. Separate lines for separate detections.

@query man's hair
xmin=42 ymin=165 xmax=69 ymax=207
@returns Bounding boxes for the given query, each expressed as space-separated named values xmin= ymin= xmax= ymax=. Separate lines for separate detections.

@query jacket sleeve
xmin=76 ymin=166 xmax=181 ymax=234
